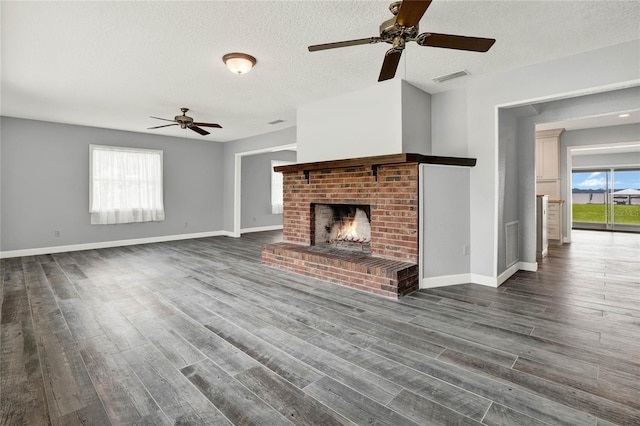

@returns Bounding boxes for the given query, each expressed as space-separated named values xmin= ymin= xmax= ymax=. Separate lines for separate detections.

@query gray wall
xmin=515 ymin=91 xmax=640 ymax=256
xmin=572 ymin=151 xmax=640 ymax=169
xmin=222 ymin=126 xmax=297 ymax=233
xmin=497 ymin=108 xmax=520 ymax=273
xmin=1 ymin=117 xmax=224 ymax=252
xmin=431 ymin=88 xmax=468 ymax=157
xmin=401 ymin=80 xmax=431 ymax=155
xmin=422 ymin=164 xmax=470 ymax=279
xmin=515 ymin=117 xmax=537 ymax=266
xmin=241 ymin=150 xmax=296 ymax=230
xmin=431 ymin=40 xmax=638 ymax=282
xmin=496 ymin=88 xmax=640 ymax=273
xmin=562 ymin=124 xmax=640 ymax=177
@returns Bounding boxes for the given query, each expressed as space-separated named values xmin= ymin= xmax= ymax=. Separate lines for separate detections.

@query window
xmin=271 ymin=160 xmax=292 ymax=214
xmin=90 ymin=145 xmax=165 ymax=225
xmin=572 ymin=168 xmax=640 ymax=232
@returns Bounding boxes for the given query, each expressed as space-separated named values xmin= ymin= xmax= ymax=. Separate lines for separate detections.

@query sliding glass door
xmin=572 ymin=168 xmax=640 ymax=232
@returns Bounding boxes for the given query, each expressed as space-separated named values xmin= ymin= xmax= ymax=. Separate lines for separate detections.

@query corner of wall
xmin=401 ymin=80 xmax=432 ymax=155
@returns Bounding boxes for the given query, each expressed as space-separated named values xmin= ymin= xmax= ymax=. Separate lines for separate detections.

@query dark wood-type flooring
xmin=1 ymin=230 xmax=639 ymax=425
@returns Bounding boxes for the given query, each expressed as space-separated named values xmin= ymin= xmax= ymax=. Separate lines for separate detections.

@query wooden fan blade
xmin=193 ymin=122 xmax=223 ymax=129
xmin=150 ymin=116 xmax=177 ymax=122
xmin=148 ymin=123 xmax=178 ymax=129
xmin=189 ymin=126 xmax=210 ymax=136
xmin=396 ymin=0 xmax=432 ymax=27
xmin=309 ymin=37 xmax=381 ymax=52
xmin=378 ymin=49 xmax=403 ymax=82
xmin=417 ymin=33 xmax=496 ymax=52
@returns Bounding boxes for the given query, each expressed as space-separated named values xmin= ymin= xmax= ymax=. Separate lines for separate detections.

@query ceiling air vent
xmin=432 ymin=70 xmax=470 ymax=83
xmin=268 ymin=119 xmax=285 ymax=125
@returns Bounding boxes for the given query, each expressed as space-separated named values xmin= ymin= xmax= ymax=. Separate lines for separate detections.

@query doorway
xmin=572 ymin=168 xmax=640 ymax=233
xmin=233 ymin=144 xmax=297 ymax=237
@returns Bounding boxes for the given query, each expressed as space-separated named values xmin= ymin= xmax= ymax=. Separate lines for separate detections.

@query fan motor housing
xmin=379 ymin=17 xmax=419 ymax=44
xmin=175 ymin=115 xmax=193 ymax=129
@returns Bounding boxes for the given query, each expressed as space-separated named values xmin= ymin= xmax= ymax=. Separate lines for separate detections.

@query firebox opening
xmin=313 ymin=204 xmax=371 ymax=251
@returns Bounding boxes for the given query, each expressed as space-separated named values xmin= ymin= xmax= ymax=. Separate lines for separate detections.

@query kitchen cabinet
xmin=536 ymin=137 xmax=558 ymax=179
xmin=536 ymin=128 xmax=564 ymax=182
xmin=536 ymin=195 xmax=548 ymax=258
xmin=548 ymin=200 xmax=564 ymax=244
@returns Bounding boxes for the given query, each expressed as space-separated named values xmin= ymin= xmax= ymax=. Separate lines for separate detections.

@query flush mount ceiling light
xmin=222 ymin=53 xmax=256 ymax=75
xmin=619 ymin=113 xmax=631 ymax=118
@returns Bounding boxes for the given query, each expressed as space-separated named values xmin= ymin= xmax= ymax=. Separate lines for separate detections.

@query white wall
xmin=297 ymin=79 xmax=433 ymax=162
xmin=432 ymin=40 xmax=639 ymax=284
xmin=297 ymin=79 xmax=403 ymax=163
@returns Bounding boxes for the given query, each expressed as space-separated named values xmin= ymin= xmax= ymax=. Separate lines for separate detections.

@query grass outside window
xmin=572 ymin=204 xmax=640 ymax=225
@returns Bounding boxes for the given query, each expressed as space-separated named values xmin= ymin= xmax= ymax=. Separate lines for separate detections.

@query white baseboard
xmin=420 ymin=273 xmax=471 ymax=289
xmin=240 ymin=225 xmax=283 ymax=234
xmin=518 ymin=261 xmax=538 ymax=272
xmin=416 ymin=260 xmax=541 ymax=290
xmin=421 ymin=272 xmax=504 ymax=289
xmin=421 ymin=267 xmax=536 ymax=289
xmin=497 ymin=263 xmax=519 ymax=286
xmin=469 ymin=273 xmax=499 ymax=288
xmin=0 ymin=230 xmax=233 ymax=259
xmin=496 ymin=261 xmax=537 ymax=286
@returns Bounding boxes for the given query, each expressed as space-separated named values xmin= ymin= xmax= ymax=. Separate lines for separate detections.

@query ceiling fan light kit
xmin=308 ymin=0 xmax=495 ymax=82
xmin=222 ymin=53 xmax=257 ymax=75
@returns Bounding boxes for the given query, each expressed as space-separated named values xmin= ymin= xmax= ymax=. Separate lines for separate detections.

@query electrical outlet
xmin=54 ymin=230 xmax=61 ymax=237
xmin=184 ymin=221 xmax=188 ymax=228
xmin=463 ymin=245 xmax=470 ymax=256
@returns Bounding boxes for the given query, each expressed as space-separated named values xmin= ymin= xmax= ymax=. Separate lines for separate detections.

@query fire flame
xmin=337 ymin=220 xmax=359 ymax=241
xmin=331 ymin=208 xmax=371 ymax=243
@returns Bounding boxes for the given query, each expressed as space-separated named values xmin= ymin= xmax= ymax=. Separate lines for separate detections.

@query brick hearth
xmin=262 ymin=154 xmax=475 ymax=298
xmin=262 ymin=244 xmax=419 ymax=298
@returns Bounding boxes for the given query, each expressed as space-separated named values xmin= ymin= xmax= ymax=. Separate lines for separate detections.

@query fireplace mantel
xmin=274 ymin=153 xmax=476 ymax=174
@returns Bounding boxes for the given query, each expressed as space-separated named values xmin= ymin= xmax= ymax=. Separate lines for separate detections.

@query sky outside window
xmin=573 ymin=170 xmax=640 ymax=190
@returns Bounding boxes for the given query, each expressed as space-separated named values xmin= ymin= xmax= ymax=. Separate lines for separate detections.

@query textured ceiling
xmin=2 ymin=1 xmax=639 ymax=142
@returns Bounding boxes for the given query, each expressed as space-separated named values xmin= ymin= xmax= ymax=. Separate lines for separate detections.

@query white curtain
xmin=271 ymin=160 xmax=292 ymax=214
xmin=90 ymin=145 xmax=165 ymax=225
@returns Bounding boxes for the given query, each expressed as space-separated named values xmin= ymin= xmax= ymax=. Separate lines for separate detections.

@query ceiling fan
xmin=308 ymin=0 xmax=496 ymax=82
xmin=148 ymin=108 xmax=222 ymax=136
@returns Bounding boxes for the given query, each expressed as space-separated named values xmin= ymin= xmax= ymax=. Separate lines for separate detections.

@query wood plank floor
xmin=1 ymin=230 xmax=639 ymax=425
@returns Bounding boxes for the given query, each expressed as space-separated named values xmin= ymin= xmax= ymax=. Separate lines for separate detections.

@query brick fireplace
xmin=262 ymin=153 xmax=475 ymax=298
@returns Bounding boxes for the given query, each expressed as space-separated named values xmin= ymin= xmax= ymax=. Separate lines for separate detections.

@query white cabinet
xmin=548 ymin=200 xmax=564 ymax=244
xmin=536 ymin=129 xmax=564 ymax=247
xmin=536 ymin=136 xmax=560 ymax=180
xmin=536 ymin=195 xmax=548 ymax=258
xmin=536 ymin=128 xmax=563 ymax=181
xmin=536 ymin=128 xmax=564 ymax=212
